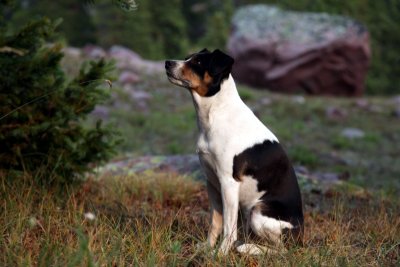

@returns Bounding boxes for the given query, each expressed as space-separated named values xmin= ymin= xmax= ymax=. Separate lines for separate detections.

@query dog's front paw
xmin=218 ymin=242 xmax=233 ymax=256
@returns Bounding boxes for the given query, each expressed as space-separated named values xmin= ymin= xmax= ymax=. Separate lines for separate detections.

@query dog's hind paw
xmin=236 ymin=243 xmax=283 ymax=255
xmin=236 ymin=244 xmax=264 ymax=255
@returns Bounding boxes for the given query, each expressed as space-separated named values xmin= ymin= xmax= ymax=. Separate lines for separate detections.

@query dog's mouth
xmin=166 ymin=71 xmax=191 ymax=88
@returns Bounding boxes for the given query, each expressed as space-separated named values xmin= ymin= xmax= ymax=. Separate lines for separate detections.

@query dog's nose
xmin=165 ymin=60 xmax=174 ymax=69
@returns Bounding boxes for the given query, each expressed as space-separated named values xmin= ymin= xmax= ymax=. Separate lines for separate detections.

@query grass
xmin=1 ymin=173 xmax=399 ymax=266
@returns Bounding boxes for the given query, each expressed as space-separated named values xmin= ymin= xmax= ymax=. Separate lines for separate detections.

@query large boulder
xmin=227 ymin=5 xmax=371 ymax=96
xmin=109 ymin=45 xmax=164 ymax=75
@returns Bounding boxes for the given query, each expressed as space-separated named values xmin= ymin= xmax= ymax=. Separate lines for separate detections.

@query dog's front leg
xmin=219 ymin=178 xmax=240 ymax=255
xmin=206 ymin=180 xmax=223 ymax=247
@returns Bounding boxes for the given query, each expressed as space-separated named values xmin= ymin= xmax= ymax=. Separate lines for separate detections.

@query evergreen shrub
xmin=0 ymin=11 xmax=119 ymax=184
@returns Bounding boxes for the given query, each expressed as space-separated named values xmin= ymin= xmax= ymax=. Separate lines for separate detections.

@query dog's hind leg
xmin=236 ymin=207 xmax=292 ymax=255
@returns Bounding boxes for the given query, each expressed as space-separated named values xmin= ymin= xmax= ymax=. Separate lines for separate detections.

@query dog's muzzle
xmin=165 ymin=60 xmax=191 ymax=88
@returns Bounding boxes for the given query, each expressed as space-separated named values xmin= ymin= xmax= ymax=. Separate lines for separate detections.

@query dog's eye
xmin=191 ymin=58 xmax=201 ymax=65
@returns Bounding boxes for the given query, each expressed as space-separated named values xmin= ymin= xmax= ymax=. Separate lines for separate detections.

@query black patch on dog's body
xmin=233 ymin=140 xmax=304 ymax=228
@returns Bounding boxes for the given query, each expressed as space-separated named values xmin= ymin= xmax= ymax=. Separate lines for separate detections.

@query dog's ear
xmin=209 ymin=49 xmax=234 ymax=76
xmin=199 ymin=48 xmax=210 ymax=53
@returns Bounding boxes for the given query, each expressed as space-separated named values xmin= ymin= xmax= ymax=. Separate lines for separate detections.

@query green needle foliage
xmin=0 ymin=6 xmax=119 ymax=184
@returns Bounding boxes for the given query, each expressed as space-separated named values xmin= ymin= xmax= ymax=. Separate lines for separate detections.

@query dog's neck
xmin=191 ymin=74 xmax=243 ymax=133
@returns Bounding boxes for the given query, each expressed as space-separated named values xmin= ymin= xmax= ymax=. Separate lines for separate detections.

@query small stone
xmin=28 ymin=217 xmax=38 ymax=227
xmin=260 ymin=97 xmax=272 ymax=105
xmin=315 ymin=172 xmax=340 ymax=182
xmin=83 ymin=45 xmax=106 ymax=59
xmin=326 ymin=106 xmax=348 ymax=120
xmin=91 ymin=105 xmax=109 ymax=119
xmin=62 ymin=47 xmax=82 ymax=58
xmin=294 ymin=165 xmax=309 ymax=174
xmin=341 ymin=128 xmax=365 ymax=139
xmin=109 ymin=45 xmax=141 ymax=61
xmin=354 ymin=98 xmax=369 ymax=108
xmin=369 ymin=105 xmax=383 ymax=113
xmin=84 ymin=212 xmax=96 ymax=221
xmin=130 ymin=90 xmax=152 ymax=101
xmin=292 ymin=95 xmax=305 ymax=104
xmin=392 ymin=107 xmax=400 ymax=118
xmin=119 ymin=71 xmax=140 ymax=85
xmin=391 ymin=95 xmax=400 ymax=105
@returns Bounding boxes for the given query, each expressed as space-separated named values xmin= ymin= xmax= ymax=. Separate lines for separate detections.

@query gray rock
xmin=231 ymin=5 xmax=362 ymax=44
xmin=119 ymin=86 xmax=152 ymax=112
xmin=259 ymin=97 xmax=272 ymax=106
xmin=314 ymin=172 xmax=340 ymax=182
xmin=99 ymin=154 xmax=204 ymax=180
xmin=83 ymin=45 xmax=106 ymax=59
xmin=341 ymin=128 xmax=365 ymax=139
xmin=130 ymin=90 xmax=152 ymax=101
xmin=228 ymin=4 xmax=370 ymax=96
xmin=326 ymin=106 xmax=348 ymax=120
xmin=119 ymin=71 xmax=140 ymax=85
xmin=294 ymin=165 xmax=309 ymax=175
xmin=91 ymin=105 xmax=109 ymax=119
xmin=292 ymin=95 xmax=305 ymax=104
xmin=109 ymin=45 xmax=164 ymax=74
xmin=392 ymin=107 xmax=400 ymax=118
xmin=354 ymin=98 xmax=369 ymax=109
xmin=369 ymin=105 xmax=383 ymax=113
xmin=109 ymin=45 xmax=142 ymax=62
xmin=62 ymin=47 xmax=82 ymax=58
xmin=392 ymin=95 xmax=400 ymax=105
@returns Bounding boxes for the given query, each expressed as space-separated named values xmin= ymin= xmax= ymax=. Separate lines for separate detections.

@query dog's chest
xmin=196 ymin=132 xmax=223 ymax=170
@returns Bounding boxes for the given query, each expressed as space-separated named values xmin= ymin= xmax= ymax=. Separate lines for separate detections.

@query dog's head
xmin=165 ymin=48 xmax=234 ymax=97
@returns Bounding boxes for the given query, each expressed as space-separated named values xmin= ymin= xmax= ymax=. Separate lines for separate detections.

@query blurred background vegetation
xmin=4 ymin=0 xmax=400 ymax=95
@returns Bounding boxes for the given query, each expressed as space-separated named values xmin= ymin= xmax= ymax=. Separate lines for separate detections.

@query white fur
xmin=239 ymin=175 xmax=265 ymax=212
xmin=250 ymin=211 xmax=293 ymax=238
xmin=236 ymin=243 xmax=283 ymax=255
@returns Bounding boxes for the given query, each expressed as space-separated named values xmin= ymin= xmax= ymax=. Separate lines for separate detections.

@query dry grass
xmin=1 ymin=173 xmax=399 ymax=266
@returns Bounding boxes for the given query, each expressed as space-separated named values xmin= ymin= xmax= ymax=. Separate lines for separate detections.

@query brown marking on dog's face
xmin=180 ymin=63 xmax=201 ymax=90
xmin=180 ymin=66 xmax=213 ymax=96
xmin=167 ymin=56 xmax=215 ymax=96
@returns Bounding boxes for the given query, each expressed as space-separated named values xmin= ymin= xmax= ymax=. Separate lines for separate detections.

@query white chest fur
xmin=193 ymin=75 xmax=278 ymax=212
xmin=194 ymin=75 xmax=277 ymax=174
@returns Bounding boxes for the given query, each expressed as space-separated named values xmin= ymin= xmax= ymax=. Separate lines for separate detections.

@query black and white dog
xmin=165 ymin=49 xmax=303 ymax=255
